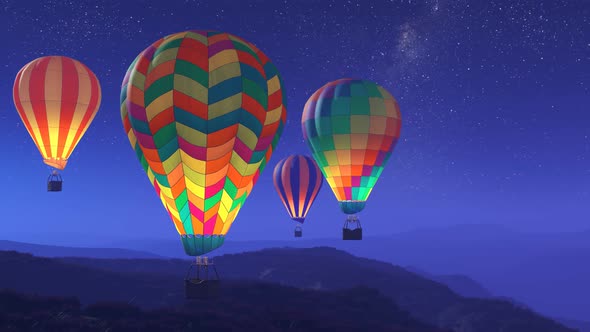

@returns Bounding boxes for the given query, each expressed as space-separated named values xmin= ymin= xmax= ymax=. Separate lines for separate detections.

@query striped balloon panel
xmin=273 ymin=155 xmax=323 ymax=223
xmin=13 ymin=56 xmax=102 ymax=170
xmin=302 ymin=79 xmax=401 ymax=214
xmin=124 ymin=31 xmax=286 ymax=255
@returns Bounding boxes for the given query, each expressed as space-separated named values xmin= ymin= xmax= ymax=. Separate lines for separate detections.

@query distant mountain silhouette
xmin=0 ymin=240 xmax=161 ymax=259
xmin=406 ymin=266 xmax=589 ymax=332
xmin=113 ymin=225 xmax=589 ymax=321
xmin=11 ymin=224 xmax=588 ymax=323
xmin=53 ymin=247 xmax=575 ymax=332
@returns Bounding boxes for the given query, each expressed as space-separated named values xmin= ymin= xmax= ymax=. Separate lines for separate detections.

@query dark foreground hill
xmin=0 ymin=248 xmax=576 ymax=332
xmin=0 ymin=286 xmax=441 ymax=332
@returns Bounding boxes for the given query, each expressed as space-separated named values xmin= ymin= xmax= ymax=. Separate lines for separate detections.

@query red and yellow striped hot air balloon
xmin=13 ymin=56 xmax=102 ymax=191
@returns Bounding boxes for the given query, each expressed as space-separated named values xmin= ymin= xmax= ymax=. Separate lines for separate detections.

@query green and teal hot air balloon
xmin=301 ymin=79 xmax=401 ymax=239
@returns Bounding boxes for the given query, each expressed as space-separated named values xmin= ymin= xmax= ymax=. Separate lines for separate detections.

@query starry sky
xmin=0 ymin=0 xmax=588 ymax=246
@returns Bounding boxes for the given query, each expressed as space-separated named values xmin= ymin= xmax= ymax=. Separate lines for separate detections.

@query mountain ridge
xmin=44 ymin=246 xmax=576 ymax=332
xmin=0 ymin=239 xmax=162 ymax=259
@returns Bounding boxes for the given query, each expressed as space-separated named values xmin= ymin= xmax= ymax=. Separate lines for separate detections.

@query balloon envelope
xmin=13 ymin=56 xmax=102 ymax=170
xmin=122 ymin=30 xmax=287 ymax=256
xmin=273 ymin=155 xmax=323 ymax=223
xmin=302 ymin=79 xmax=401 ymax=214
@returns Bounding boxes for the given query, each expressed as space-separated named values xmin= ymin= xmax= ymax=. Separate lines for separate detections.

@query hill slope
xmin=117 ymin=225 xmax=589 ymax=321
xmin=55 ymin=247 xmax=574 ymax=332
xmin=405 ymin=266 xmax=493 ymax=299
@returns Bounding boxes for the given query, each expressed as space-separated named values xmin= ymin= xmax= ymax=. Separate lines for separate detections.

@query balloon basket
xmin=343 ymin=215 xmax=362 ymax=240
xmin=47 ymin=172 xmax=62 ymax=192
xmin=294 ymin=226 xmax=303 ymax=238
xmin=184 ymin=256 xmax=220 ymax=299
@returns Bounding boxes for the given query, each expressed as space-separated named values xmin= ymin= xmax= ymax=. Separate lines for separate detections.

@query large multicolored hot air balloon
xmin=273 ymin=155 xmax=323 ymax=237
xmin=13 ymin=56 xmax=102 ymax=191
xmin=122 ymin=30 xmax=287 ymax=257
xmin=302 ymin=78 xmax=401 ymax=239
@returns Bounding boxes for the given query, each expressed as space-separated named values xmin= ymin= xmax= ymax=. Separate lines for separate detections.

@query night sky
xmin=0 ymin=0 xmax=588 ymax=246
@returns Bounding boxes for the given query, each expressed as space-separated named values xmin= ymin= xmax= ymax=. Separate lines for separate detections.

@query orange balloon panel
xmin=13 ymin=56 xmax=101 ymax=170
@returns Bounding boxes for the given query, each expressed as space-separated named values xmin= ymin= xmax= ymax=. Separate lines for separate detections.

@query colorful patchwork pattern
xmin=121 ymin=55 xmax=167 ymax=207
xmin=122 ymin=30 xmax=287 ymax=256
xmin=302 ymin=79 xmax=401 ymax=214
xmin=13 ymin=56 xmax=102 ymax=170
xmin=273 ymin=155 xmax=323 ymax=223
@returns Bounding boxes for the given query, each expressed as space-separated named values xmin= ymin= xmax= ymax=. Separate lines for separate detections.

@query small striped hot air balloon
xmin=13 ymin=56 xmax=102 ymax=192
xmin=122 ymin=30 xmax=286 ymax=259
xmin=273 ymin=155 xmax=323 ymax=237
xmin=302 ymin=79 xmax=402 ymax=240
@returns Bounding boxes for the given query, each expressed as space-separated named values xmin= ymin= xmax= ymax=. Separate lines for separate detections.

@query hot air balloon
xmin=302 ymin=79 xmax=401 ymax=240
xmin=273 ymin=155 xmax=323 ymax=237
xmin=13 ymin=56 xmax=102 ymax=191
xmin=121 ymin=31 xmax=286 ymax=291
